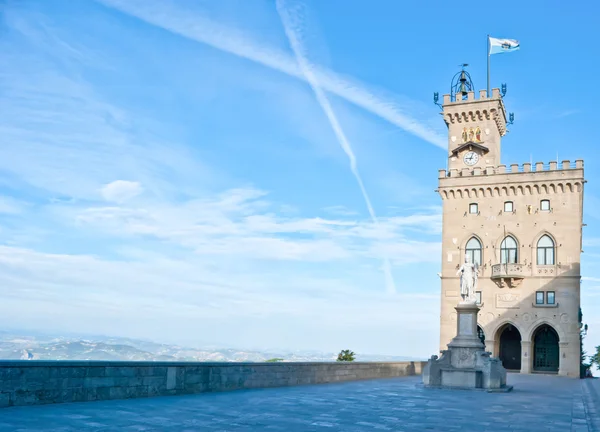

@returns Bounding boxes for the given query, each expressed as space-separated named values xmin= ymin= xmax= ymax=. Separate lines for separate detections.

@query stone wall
xmin=0 ymin=360 xmax=425 ymax=408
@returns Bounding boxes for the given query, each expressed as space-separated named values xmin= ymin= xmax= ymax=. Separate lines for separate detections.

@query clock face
xmin=463 ymin=151 xmax=479 ymax=166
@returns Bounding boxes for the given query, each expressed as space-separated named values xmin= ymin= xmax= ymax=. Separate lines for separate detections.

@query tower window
xmin=537 ymin=235 xmax=555 ymax=265
xmin=500 ymin=236 xmax=518 ymax=264
xmin=546 ymin=291 xmax=555 ymax=305
xmin=536 ymin=291 xmax=544 ymax=305
xmin=475 ymin=291 xmax=482 ymax=305
xmin=504 ymin=201 xmax=514 ymax=212
xmin=540 ymin=200 xmax=550 ymax=211
xmin=465 ymin=237 xmax=482 ymax=265
xmin=469 ymin=203 xmax=478 ymax=214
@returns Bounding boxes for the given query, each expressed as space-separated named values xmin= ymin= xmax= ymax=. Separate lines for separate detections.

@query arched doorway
xmin=498 ymin=324 xmax=521 ymax=370
xmin=477 ymin=325 xmax=485 ymax=345
xmin=533 ymin=325 xmax=559 ymax=373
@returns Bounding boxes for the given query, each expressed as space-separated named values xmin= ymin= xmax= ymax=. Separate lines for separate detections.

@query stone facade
xmin=0 ymin=360 xmax=425 ymax=408
xmin=438 ymin=89 xmax=584 ymax=377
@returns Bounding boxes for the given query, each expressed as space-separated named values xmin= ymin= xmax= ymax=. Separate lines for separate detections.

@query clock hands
xmin=463 ymin=152 xmax=478 ymax=165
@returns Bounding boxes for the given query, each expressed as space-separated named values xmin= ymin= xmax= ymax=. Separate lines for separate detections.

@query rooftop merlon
xmin=443 ymin=88 xmax=503 ymax=105
xmin=438 ymin=159 xmax=584 ymax=179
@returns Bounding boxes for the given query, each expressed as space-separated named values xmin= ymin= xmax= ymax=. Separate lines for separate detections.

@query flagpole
xmin=486 ymin=34 xmax=490 ymax=97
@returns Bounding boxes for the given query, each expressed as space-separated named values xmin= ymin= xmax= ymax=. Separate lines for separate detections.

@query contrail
xmin=276 ymin=0 xmax=397 ymax=294
xmin=96 ymin=0 xmax=445 ymax=149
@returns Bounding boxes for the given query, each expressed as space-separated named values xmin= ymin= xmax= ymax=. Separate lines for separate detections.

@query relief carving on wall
xmin=495 ymin=293 xmax=520 ymax=309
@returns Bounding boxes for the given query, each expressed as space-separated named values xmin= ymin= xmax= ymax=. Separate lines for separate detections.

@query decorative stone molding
xmin=440 ymin=179 xmax=583 ymax=200
xmin=532 ymin=303 xmax=559 ymax=308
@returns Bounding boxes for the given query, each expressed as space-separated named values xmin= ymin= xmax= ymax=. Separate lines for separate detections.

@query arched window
xmin=537 ymin=235 xmax=555 ymax=265
xmin=465 ymin=237 xmax=482 ymax=265
xmin=500 ymin=236 xmax=518 ymax=264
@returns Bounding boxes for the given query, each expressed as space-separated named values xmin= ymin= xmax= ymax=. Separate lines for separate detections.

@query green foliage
xmin=579 ymin=307 xmax=592 ymax=378
xmin=591 ymin=347 xmax=600 ymax=367
xmin=336 ymin=349 xmax=356 ymax=362
xmin=265 ymin=358 xmax=284 ymax=362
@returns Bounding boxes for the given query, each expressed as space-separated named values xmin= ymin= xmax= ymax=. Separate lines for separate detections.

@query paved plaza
xmin=1 ymin=374 xmax=599 ymax=431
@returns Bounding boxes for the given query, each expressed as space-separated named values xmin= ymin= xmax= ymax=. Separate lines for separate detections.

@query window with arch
xmin=537 ymin=235 xmax=555 ymax=265
xmin=540 ymin=199 xmax=550 ymax=211
xmin=504 ymin=201 xmax=514 ymax=212
xmin=469 ymin=203 xmax=478 ymax=214
xmin=500 ymin=236 xmax=518 ymax=264
xmin=465 ymin=237 xmax=482 ymax=265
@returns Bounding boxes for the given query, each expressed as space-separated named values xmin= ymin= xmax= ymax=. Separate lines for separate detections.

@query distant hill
xmin=0 ymin=331 xmax=423 ymax=363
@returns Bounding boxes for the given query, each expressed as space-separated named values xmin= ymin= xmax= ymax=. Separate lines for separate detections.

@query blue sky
xmin=1 ymin=0 xmax=599 ymax=359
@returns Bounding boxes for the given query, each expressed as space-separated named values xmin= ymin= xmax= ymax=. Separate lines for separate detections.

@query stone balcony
xmin=491 ymin=263 xmax=528 ymax=288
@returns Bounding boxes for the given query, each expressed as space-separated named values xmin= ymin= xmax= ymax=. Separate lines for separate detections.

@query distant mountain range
xmin=0 ymin=331 xmax=422 ymax=362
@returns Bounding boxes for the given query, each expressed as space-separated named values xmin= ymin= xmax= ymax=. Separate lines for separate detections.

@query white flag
xmin=489 ymin=37 xmax=520 ymax=55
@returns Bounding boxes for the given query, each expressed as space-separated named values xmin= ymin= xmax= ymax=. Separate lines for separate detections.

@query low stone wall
xmin=0 ymin=360 xmax=425 ymax=408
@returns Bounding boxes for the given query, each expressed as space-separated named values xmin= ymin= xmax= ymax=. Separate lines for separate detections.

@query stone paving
xmin=0 ymin=373 xmax=598 ymax=431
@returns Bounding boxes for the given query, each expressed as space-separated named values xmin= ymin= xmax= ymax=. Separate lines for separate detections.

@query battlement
xmin=442 ymin=88 xmax=507 ymax=139
xmin=442 ymin=88 xmax=502 ymax=105
xmin=439 ymin=159 xmax=584 ymax=179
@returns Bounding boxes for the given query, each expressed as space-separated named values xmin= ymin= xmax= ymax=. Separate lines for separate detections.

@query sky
xmin=1 ymin=0 xmax=600 ymax=359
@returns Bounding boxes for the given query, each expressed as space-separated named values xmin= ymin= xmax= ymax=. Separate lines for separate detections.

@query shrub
xmin=337 ymin=349 xmax=356 ymax=362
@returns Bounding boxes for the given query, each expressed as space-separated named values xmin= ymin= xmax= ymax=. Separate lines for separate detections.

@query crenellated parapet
xmin=437 ymin=159 xmax=584 ymax=200
xmin=443 ymin=88 xmax=507 ymax=137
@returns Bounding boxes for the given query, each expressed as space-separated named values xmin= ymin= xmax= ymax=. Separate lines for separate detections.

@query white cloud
xmin=97 ymin=0 xmax=446 ymax=149
xmin=0 ymin=196 xmax=24 ymax=214
xmin=276 ymin=0 xmax=396 ymax=293
xmin=0 ymin=2 xmax=444 ymax=356
xmin=0 ymin=8 xmax=219 ymax=201
xmin=0 ymin=244 xmax=439 ymax=355
xmin=322 ymin=205 xmax=358 ymax=216
xmin=100 ymin=180 xmax=144 ymax=203
xmin=70 ymin=186 xmax=441 ymax=264
xmin=583 ymin=238 xmax=600 ymax=248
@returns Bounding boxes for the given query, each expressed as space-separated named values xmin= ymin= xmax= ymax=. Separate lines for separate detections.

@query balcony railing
xmin=491 ymin=263 xmax=527 ymax=278
xmin=491 ymin=263 xmax=528 ymax=288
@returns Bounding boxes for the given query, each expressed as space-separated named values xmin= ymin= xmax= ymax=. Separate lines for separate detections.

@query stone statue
xmin=456 ymin=254 xmax=478 ymax=302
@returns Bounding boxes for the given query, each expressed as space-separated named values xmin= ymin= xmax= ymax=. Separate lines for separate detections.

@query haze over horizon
xmin=1 ymin=0 xmax=599 ymax=361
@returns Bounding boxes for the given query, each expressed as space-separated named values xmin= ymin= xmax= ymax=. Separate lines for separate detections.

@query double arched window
xmin=500 ymin=236 xmax=518 ymax=264
xmin=465 ymin=237 xmax=482 ymax=265
xmin=537 ymin=235 xmax=555 ymax=265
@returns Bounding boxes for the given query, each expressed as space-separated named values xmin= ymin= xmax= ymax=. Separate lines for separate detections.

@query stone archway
xmin=532 ymin=324 xmax=560 ymax=373
xmin=497 ymin=323 xmax=522 ymax=370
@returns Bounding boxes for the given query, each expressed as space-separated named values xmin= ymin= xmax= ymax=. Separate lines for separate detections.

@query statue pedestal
xmin=423 ymin=301 xmax=512 ymax=392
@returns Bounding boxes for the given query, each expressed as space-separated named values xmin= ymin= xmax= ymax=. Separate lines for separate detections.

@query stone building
xmin=437 ymin=87 xmax=585 ymax=377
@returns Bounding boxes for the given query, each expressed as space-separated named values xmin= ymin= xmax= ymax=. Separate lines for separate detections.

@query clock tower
xmin=441 ymin=68 xmax=507 ymax=171
xmin=435 ymin=68 xmax=585 ymax=378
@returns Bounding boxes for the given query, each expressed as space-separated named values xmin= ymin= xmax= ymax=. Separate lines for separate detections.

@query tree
xmin=265 ymin=358 xmax=284 ymax=362
xmin=590 ymin=347 xmax=600 ymax=368
xmin=337 ymin=349 xmax=356 ymax=362
xmin=579 ymin=308 xmax=591 ymax=378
